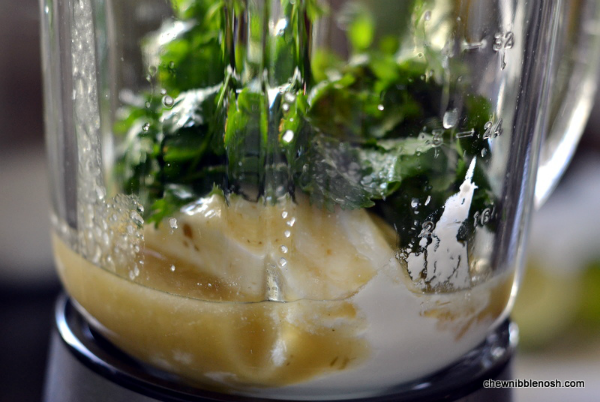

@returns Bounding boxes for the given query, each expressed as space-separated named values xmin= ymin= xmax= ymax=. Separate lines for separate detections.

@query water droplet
xmin=424 ymin=195 xmax=431 ymax=206
xmin=417 ymin=52 xmax=424 ymax=58
xmin=96 ymin=186 xmax=106 ymax=200
xmin=284 ymin=92 xmax=296 ymax=103
xmin=423 ymin=10 xmax=431 ymax=21
xmin=481 ymin=148 xmax=488 ymax=157
xmin=287 ymin=217 xmax=296 ymax=227
xmin=148 ymin=65 xmax=157 ymax=76
xmin=279 ymin=258 xmax=288 ymax=267
xmin=170 ymin=265 xmax=176 ymax=272
xmin=411 ymin=198 xmax=420 ymax=209
xmin=282 ymin=103 xmax=290 ymax=112
xmin=169 ymin=61 xmax=175 ymax=69
xmin=162 ymin=95 xmax=174 ymax=108
xmin=281 ymin=211 xmax=288 ymax=219
xmin=284 ymin=230 xmax=291 ymax=238
xmin=169 ymin=218 xmax=178 ymax=229
xmin=377 ymin=104 xmax=384 ymax=111
xmin=160 ymin=88 xmax=167 ymax=95
xmin=133 ymin=266 xmax=140 ymax=276
xmin=280 ymin=245 xmax=288 ymax=254
xmin=443 ymin=108 xmax=458 ymax=129
xmin=145 ymin=101 xmax=151 ymax=109
xmin=282 ymin=130 xmax=294 ymax=143
xmin=130 ymin=211 xmax=143 ymax=225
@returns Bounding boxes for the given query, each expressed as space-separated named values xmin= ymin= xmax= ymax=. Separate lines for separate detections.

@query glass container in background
xmin=40 ymin=0 xmax=600 ymax=400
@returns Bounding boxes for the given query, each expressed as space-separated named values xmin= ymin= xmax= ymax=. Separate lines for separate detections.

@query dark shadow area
xmin=0 ymin=280 xmax=61 ymax=402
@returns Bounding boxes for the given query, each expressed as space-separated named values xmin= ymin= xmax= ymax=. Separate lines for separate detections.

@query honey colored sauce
xmin=52 ymin=235 xmax=370 ymax=391
xmin=423 ymin=272 xmax=515 ymax=341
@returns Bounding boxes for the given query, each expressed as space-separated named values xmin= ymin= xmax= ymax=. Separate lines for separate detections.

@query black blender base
xmin=43 ymin=295 xmax=516 ymax=402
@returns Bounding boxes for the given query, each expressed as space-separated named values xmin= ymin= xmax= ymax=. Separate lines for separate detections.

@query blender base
xmin=44 ymin=294 xmax=516 ymax=402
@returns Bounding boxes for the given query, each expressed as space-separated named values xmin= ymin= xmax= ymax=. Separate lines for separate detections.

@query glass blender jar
xmin=41 ymin=0 xmax=600 ymax=401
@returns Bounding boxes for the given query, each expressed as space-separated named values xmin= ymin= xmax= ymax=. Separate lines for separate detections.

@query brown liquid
xmin=423 ymin=272 xmax=514 ymax=340
xmin=53 ymin=235 xmax=370 ymax=391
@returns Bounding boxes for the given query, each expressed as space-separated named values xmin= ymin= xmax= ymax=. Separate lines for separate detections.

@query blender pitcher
xmin=41 ymin=0 xmax=600 ymax=401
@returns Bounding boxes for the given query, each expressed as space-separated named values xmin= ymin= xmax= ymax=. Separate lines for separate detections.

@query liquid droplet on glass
xmin=424 ymin=10 xmax=431 ymax=21
xmin=282 ymin=130 xmax=294 ymax=143
xmin=142 ymin=123 xmax=150 ymax=132
xmin=280 ymin=245 xmax=288 ymax=254
xmin=169 ymin=218 xmax=178 ymax=229
xmin=279 ymin=258 xmax=288 ymax=267
xmin=411 ymin=198 xmax=420 ymax=209
xmin=284 ymin=92 xmax=296 ymax=103
xmin=443 ymin=108 xmax=458 ymax=129
xmin=170 ymin=265 xmax=176 ymax=272
xmin=162 ymin=95 xmax=174 ymax=108
xmin=130 ymin=211 xmax=143 ymax=225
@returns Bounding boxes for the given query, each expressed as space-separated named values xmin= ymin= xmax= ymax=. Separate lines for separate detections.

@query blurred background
xmin=0 ymin=1 xmax=599 ymax=401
